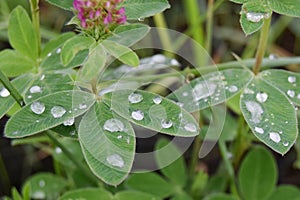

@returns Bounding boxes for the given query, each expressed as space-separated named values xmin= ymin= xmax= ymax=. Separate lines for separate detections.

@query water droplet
xmin=104 ymin=119 xmax=125 ymax=132
xmin=30 ymin=85 xmax=42 ymax=93
xmin=36 ymin=120 xmax=40 ymax=123
xmin=28 ymin=95 xmax=32 ymax=99
xmin=254 ymin=127 xmax=264 ymax=134
xmin=55 ymin=147 xmax=62 ymax=154
xmin=31 ymin=101 xmax=45 ymax=115
xmin=40 ymin=74 xmax=45 ymax=81
xmin=51 ymin=106 xmax=66 ymax=118
xmin=152 ymin=54 xmax=166 ymax=63
xmin=117 ymin=135 xmax=123 ymax=139
xmin=184 ymin=123 xmax=197 ymax=132
xmin=245 ymin=101 xmax=264 ymax=123
xmin=288 ymin=76 xmax=296 ymax=83
xmin=269 ymin=132 xmax=281 ymax=143
xmin=182 ymin=92 xmax=188 ymax=97
xmin=63 ymin=118 xmax=74 ymax=126
xmin=79 ymin=103 xmax=87 ymax=109
xmin=32 ymin=191 xmax=46 ymax=199
xmin=126 ymin=136 xmax=130 ymax=144
xmin=285 ymin=121 xmax=289 ymax=124
xmin=283 ymin=141 xmax=289 ymax=147
xmin=176 ymin=102 xmax=184 ymax=107
xmin=0 ymin=88 xmax=10 ymax=97
xmin=138 ymin=17 xmax=144 ymax=21
xmin=287 ymin=90 xmax=295 ymax=98
xmin=131 ymin=110 xmax=144 ymax=121
xmin=47 ymin=52 xmax=52 ymax=57
xmin=106 ymin=154 xmax=124 ymax=168
xmin=153 ymin=96 xmax=162 ymax=104
xmin=228 ymin=85 xmax=238 ymax=93
xmin=70 ymin=130 xmax=76 ymax=136
xmin=56 ymin=48 xmax=61 ymax=54
xmin=246 ymin=12 xmax=269 ymax=23
xmin=297 ymin=94 xmax=300 ymax=99
xmin=161 ymin=119 xmax=173 ymax=129
xmin=128 ymin=93 xmax=143 ymax=104
xmin=256 ymin=92 xmax=268 ymax=103
xmin=244 ymin=88 xmax=254 ymax=94
xmin=171 ymin=59 xmax=180 ymax=66
xmin=39 ymin=180 xmax=45 ymax=188
xmin=269 ymin=54 xmax=277 ymax=60
xmin=192 ymin=82 xmax=217 ymax=101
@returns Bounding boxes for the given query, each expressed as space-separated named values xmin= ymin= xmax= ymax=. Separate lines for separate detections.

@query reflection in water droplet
xmin=106 ymin=154 xmax=125 ymax=168
xmin=30 ymin=85 xmax=42 ymax=93
xmin=51 ymin=106 xmax=66 ymax=118
xmin=161 ymin=119 xmax=173 ymax=129
xmin=228 ymin=85 xmax=238 ymax=93
xmin=63 ymin=118 xmax=75 ymax=126
xmin=288 ymin=76 xmax=296 ymax=83
xmin=269 ymin=132 xmax=281 ymax=143
xmin=254 ymin=127 xmax=264 ymax=134
xmin=184 ymin=123 xmax=197 ymax=132
xmin=283 ymin=141 xmax=289 ymax=147
xmin=256 ymin=92 xmax=268 ymax=103
xmin=104 ymin=119 xmax=125 ymax=132
xmin=245 ymin=101 xmax=264 ymax=123
xmin=128 ymin=93 xmax=143 ymax=104
xmin=131 ymin=110 xmax=144 ymax=121
xmin=31 ymin=101 xmax=45 ymax=115
xmin=0 ymin=88 xmax=10 ymax=97
xmin=153 ymin=96 xmax=162 ymax=104
xmin=287 ymin=90 xmax=295 ymax=98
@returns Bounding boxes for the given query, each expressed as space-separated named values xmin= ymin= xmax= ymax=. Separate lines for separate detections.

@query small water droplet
xmin=0 ymin=88 xmax=10 ymax=97
xmin=297 ymin=93 xmax=300 ymax=100
xmin=228 ymin=85 xmax=238 ymax=93
xmin=28 ymin=95 xmax=32 ymax=99
xmin=256 ymin=92 xmax=268 ymax=103
xmin=128 ymin=93 xmax=143 ymax=104
xmin=104 ymin=118 xmax=125 ymax=132
xmin=63 ymin=118 xmax=74 ymax=126
xmin=56 ymin=48 xmax=61 ymax=54
xmin=39 ymin=180 xmax=45 ymax=188
xmin=126 ymin=136 xmax=130 ymax=144
xmin=117 ymin=135 xmax=123 ymax=139
xmin=279 ymin=131 xmax=283 ymax=134
xmin=192 ymin=82 xmax=217 ymax=101
xmin=55 ymin=147 xmax=62 ymax=154
xmin=287 ymin=90 xmax=295 ymax=98
xmin=244 ymin=88 xmax=255 ymax=94
xmin=184 ymin=123 xmax=197 ymax=132
xmin=70 ymin=130 xmax=76 ymax=136
xmin=283 ymin=141 xmax=289 ymax=147
xmin=245 ymin=101 xmax=264 ymax=123
xmin=182 ymin=92 xmax=188 ymax=97
xmin=47 ymin=52 xmax=52 ymax=57
xmin=269 ymin=54 xmax=277 ymax=60
xmin=32 ymin=191 xmax=46 ymax=199
xmin=30 ymin=85 xmax=42 ymax=93
xmin=40 ymin=74 xmax=45 ymax=81
xmin=138 ymin=17 xmax=144 ymax=21
xmin=51 ymin=106 xmax=66 ymax=118
xmin=31 ymin=101 xmax=45 ymax=115
xmin=161 ymin=119 xmax=173 ymax=129
xmin=288 ymin=76 xmax=296 ymax=83
xmin=36 ymin=120 xmax=40 ymax=123
xmin=285 ymin=121 xmax=289 ymax=124
xmin=269 ymin=132 xmax=281 ymax=143
xmin=153 ymin=96 xmax=162 ymax=104
xmin=106 ymin=154 xmax=124 ymax=168
xmin=254 ymin=127 xmax=264 ymax=134
xmin=171 ymin=59 xmax=180 ymax=66
xmin=131 ymin=110 xmax=144 ymax=121
xmin=79 ymin=103 xmax=87 ymax=109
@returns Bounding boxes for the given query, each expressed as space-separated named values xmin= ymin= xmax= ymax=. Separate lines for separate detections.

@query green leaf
xmin=0 ymin=50 xmax=35 ymax=77
xmin=0 ymin=74 xmax=33 ymax=119
xmin=267 ymin=185 xmax=300 ymax=200
xmin=107 ymin=24 xmax=150 ymax=47
xmin=103 ymin=90 xmax=200 ymax=137
xmin=22 ymin=182 xmax=31 ymax=200
xmin=155 ymin=138 xmax=187 ymax=187
xmin=268 ymin=0 xmax=300 ymax=18
xmin=171 ymin=192 xmax=193 ymax=200
xmin=45 ymin=0 xmax=73 ymax=10
xmin=23 ymin=173 xmax=68 ymax=200
xmin=240 ymin=77 xmax=298 ymax=154
xmin=41 ymin=32 xmax=75 ymax=58
xmin=102 ymin=40 xmax=139 ymax=66
xmin=80 ymin=44 xmax=106 ymax=81
xmin=8 ymin=6 xmax=38 ymax=60
xmin=5 ymin=90 xmax=95 ymax=138
xmin=61 ymin=35 xmax=94 ymax=66
xmin=115 ymin=191 xmax=160 ymax=200
xmin=190 ymin=170 xmax=208 ymax=199
xmin=203 ymin=193 xmax=239 ymax=200
xmin=126 ymin=173 xmax=174 ymax=198
xmin=121 ymin=0 xmax=170 ymax=20
xmin=24 ymin=73 xmax=76 ymax=104
xmin=11 ymin=188 xmax=22 ymax=200
xmin=261 ymin=70 xmax=300 ymax=106
xmin=205 ymin=174 xmax=228 ymax=194
xmin=238 ymin=146 xmax=277 ymax=200
xmin=78 ymin=102 xmax=135 ymax=186
xmin=59 ymin=188 xmax=113 ymax=200
xmin=168 ymin=69 xmax=253 ymax=113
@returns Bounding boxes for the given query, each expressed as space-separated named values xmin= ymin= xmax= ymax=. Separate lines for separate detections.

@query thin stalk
xmin=29 ymin=0 xmax=41 ymax=57
xmin=205 ymin=0 xmax=214 ymax=57
xmin=0 ymin=69 xmax=24 ymax=106
xmin=218 ymin=140 xmax=240 ymax=198
xmin=0 ymin=153 xmax=11 ymax=194
xmin=45 ymin=131 xmax=100 ymax=186
xmin=253 ymin=16 xmax=272 ymax=75
xmin=188 ymin=135 xmax=202 ymax=177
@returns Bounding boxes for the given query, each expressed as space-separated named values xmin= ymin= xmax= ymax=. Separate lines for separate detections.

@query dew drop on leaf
xmin=269 ymin=132 xmax=281 ymax=143
xmin=228 ymin=85 xmax=238 ymax=93
xmin=246 ymin=12 xmax=264 ymax=22
xmin=151 ymin=54 xmax=166 ymax=63
xmin=0 ymin=88 xmax=10 ymax=97
xmin=56 ymin=48 xmax=61 ymax=54
xmin=171 ymin=59 xmax=180 ymax=66
xmin=182 ymin=92 xmax=188 ymax=97
xmin=39 ymin=180 xmax=46 ymax=188
xmin=131 ymin=110 xmax=144 ymax=121
xmin=55 ymin=147 xmax=62 ymax=154
xmin=192 ymin=82 xmax=217 ymax=101
xmin=31 ymin=101 xmax=45 ymax=115
xmin=245 ymin=101 xmax=264 ymax=123
xmin=103 ymin=119 xmax=125 ymax=132
xmin=161 ymin=119 xmax=173 ymax=129
xmin=47 ymin=52 xmax=52 ymax=57
xmin=153 ymin=96 xmax=162 ymax=104
xmin=40 ymin=74 xmax=45 ymax=81
xmin=138 ymin=17 xmax=144 ymax=21
xmin=79 ymin=103 xmax=87 ymax=110
xmin=256 ymin=92 xmax=268 ymax=103
xmin=63 ymin=118 xmax=75 ymax=126
xmin=287 ymin=90 xmax=295 ymax=98
xmin=30 ymin=85 xmax=42 ymax=93
xmin=283 ymin=141 xmax=289 ymax=147
xmin=51 ymin=106 xmax=66 ymax=118
xmin=184 ymin=123 xmax=197 ymax=133
xmin=288 ymin=76 xmax=296 ymax=83
xmin=128 ymin=93 xmax=143 ymax=104
xmin=32 ymin=191 xmax=46 ymax=199
xmin=106 ymin=154 xmax=125 ymax=168
xmin=254 ymin=127 xmax=264 ymax=134
xmin=117 ymin=135 xmax=123 ymax=139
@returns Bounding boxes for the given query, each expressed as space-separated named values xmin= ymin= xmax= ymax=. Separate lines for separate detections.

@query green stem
xmin=218 ymin=140 xmax=240 ymax=198
xmin=188 ymin=135 xmax=202 ymax=177
xmin=45 ymin=131 xmax=100 ymax=186
xmin=0 ymin=69 xmax=24 ymax=106
xmin=253 ymin=16 xmax=272 ymax=75
xmin=205 ymin=0 xmax=214 ymax=57
xmin=29 ymin=0 xmax=41 ymax=66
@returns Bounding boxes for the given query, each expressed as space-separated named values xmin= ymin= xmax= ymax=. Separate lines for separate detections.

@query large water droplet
xmin=106 ymin=154 xmax=125 ymax=168
xmin=31 ymin=101 xmax=45 ymax=115
xmin=30 ymin=85 xmax=42 ymax=93
xmin=256 ymin=92 xmax=268 ymax=103
xmin=51 ymin=106 xmax=66 ymax=118
xmin=128 ymin=93 xmax=143 ymax=104
xmin=63 ymin=118 xmax=75 ymax=126
xmin=192 ymin=82 xmax=217 ymax=101
xmin=153 ymin=96 xmax=162 ymax=104
xmin=228 ymin=85 xmax=238 ymax=93
xmin=104 ymin=118 xmax=125 ymax=132
xmin=0 ymin=88 xmax=10 ymax=97
xmin=131 ymin=110 xmax=144 ymax=121
xmin=39 ymin=180 xmax=46 ymax=188
xmin=254 ymin=127 xmax=264 ymax=134
xmin=288 ymin=76 xmax=296 ymax=83
xmin=246 ymin=12 xmax=265 ymax=23
xmin=161 ymin=119 xmax=173 ymax=129
xmin=184 ymin=123 xmax=197 ymax=132
xmin=171 ymin=59 xmax=180 ymax=66
xmin=269 ymin=132 xmax=281 ymax=143
xmin=152 ymin=54 xmax=166 ymax=63
xmin=245 ymin=101 xmax=264 ymax=123
xmin=287 ymin=90 xmax=295 ymax=98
